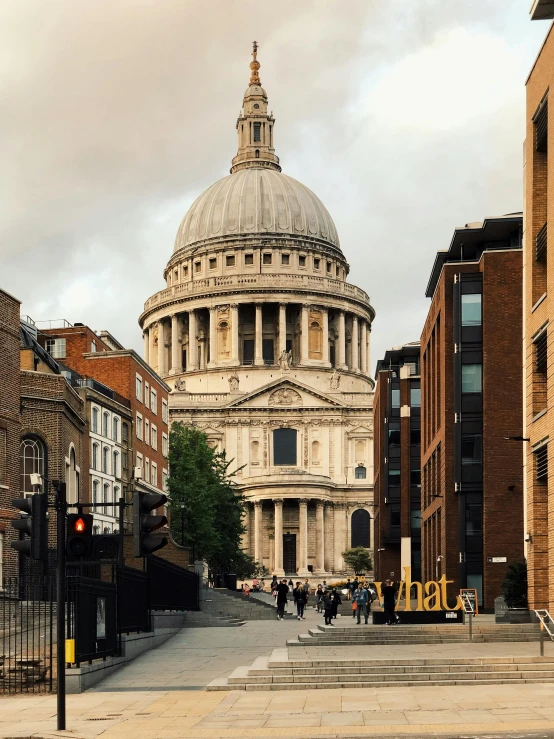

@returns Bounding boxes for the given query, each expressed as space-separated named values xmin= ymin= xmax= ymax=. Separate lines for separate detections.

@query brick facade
xmin=421 ymin=217 xmax=524 ymax=610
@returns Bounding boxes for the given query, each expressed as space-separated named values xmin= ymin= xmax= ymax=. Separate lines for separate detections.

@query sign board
xmin=460 ymin=588 xmax=478 ymax=615
xmin=487 ymin=556 xmax=507 ymax=563
xmin=494 ymin=596 xmax=509 ymax=623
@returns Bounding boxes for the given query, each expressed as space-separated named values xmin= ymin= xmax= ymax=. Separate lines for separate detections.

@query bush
xmin=342 ymin=547 xmax=373 ymax=574
xmin=502 ymin=560 xmax=528 ymax=609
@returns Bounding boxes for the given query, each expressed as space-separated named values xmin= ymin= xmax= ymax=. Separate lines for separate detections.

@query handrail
xmin=535 ymin=609 xmax=554 ymax=639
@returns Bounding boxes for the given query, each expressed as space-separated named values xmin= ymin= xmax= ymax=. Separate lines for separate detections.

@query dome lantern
xmin=230 ymin=42 xmax=281 ymax=174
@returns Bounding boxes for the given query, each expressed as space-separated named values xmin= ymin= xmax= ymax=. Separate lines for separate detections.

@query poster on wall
xmin=96 ymin=597 xmax=106 ymax=639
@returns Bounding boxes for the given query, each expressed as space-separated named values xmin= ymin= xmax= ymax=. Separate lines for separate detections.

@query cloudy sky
xmin=0 ymin=1 xmax=548 ymax=369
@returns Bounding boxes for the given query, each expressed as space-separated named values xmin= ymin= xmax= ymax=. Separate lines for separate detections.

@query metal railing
xmin=535 ymin=609 xmax=554 ymax=656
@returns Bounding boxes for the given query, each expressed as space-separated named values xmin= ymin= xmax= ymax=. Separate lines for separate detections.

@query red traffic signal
xmin=66 ymin=513 xmax=93 ymax=560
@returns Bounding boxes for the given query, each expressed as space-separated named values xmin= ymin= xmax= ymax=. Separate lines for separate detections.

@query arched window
xmin=255 ymin=149 xmax=260 ymax=158
xmin=93 ymin=480 xmax=99 ymax=506
xmin=355 ymin=465 xmax=366 ymax=479
xmin=102 ymin=412 xmax=109 ymax=438
xmin=91 ymin=407 xmax=99 ymax=433
xmin=92 ymin=443 xmax=99 ymax=470
xmin=113 ymin=451 xmax=119 ymax=478
xmin=103 ymin=483 xmax=109 ymax=514
xmin=273 ymin=428 xmax=297 ymax=466
xmin=112 ymin=417 xmax=119 ymax=442
xmin=114 ymin=485 xmax=120 ymax=503
xmin=67 ymin=447 xmax=78 ymax=505
xmin=102 ymin=447 xmax=109 ymax=474
xmin=351 ymin=509 xmax=370 ymax=548
xmin=20 ymin=436 xmax=46 ymax=495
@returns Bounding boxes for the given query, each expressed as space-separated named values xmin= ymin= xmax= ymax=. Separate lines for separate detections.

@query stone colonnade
xmin=142 ymin=303 xmax=370 ymax=376
xmin=244 ymin=498 xmax=352 ymax=576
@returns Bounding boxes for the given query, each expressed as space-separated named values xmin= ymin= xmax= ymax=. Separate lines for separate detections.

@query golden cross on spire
xmin=249 ymin=40 xmax=261 ymax=85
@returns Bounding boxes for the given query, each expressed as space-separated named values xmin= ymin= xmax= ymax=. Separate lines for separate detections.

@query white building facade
xmin=140 ymin=46 xmax=375 ymax=577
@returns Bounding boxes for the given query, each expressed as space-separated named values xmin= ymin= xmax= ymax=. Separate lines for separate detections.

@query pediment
xmin=226 ymin=378 xmax=345 ymax=409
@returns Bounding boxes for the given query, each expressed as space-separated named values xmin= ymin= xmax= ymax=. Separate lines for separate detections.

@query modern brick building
xmin=421 ymin=214 xmax=524 ymax=610
xmin=374 ymin=342 xmax=421 ymax=583
xmin=38 ymin=324 xmax=170 ymax=523
xmin=525 ymin=2 xmax=554 ymax=611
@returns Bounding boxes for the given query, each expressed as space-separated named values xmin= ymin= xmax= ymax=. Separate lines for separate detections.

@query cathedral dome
xmin=173 ymin=167 xmax=341 ymax=255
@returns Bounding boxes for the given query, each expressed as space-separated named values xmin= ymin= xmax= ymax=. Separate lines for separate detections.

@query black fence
xmin=0 ymin=576 xmax=54 ymax=694
xmin=148 ymin=556 xmax=199 ymax=611
xmin=117 ymin=566 xmax=150 ymax=634
xmin=67 ymin=576 xmax=118 ymax=665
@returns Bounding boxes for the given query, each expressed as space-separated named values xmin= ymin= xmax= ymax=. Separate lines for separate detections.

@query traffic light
xmin=133 ymin=492 xmax=168 ymax=556
xmin=66 ymin=513 xmax=93 ymax=561
xmin=11 ymin=493 xmax=48 ymax=560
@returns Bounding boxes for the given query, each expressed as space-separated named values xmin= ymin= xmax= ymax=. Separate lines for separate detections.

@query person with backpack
xmin=331 ymin=588 xmax=342 ymax=620
xmin=353 ymin=583 xmax=370 ymax=624
xmin=293 ymin=581 xmax=307 ymax=620
xmin=276 ymin=579 xmax=289 ymax=621
xmin=322 ymin=590 xmax=334 ymax=626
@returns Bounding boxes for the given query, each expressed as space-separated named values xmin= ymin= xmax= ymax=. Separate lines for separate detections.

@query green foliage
xmin=168 ymin=424 xmax=245 ymax=569
xmin=230 ymin=550 xmax=268 ymax=580
xmin=342 ymin=547 xmax=373 ymax=575
xmin=502 ymin=560 xmax=528 ymax=609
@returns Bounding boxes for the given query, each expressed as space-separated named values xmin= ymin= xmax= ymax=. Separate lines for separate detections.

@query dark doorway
xmin=283 ymin=533 xmax=297 ymax=574
xmin=330 ymin=344 xmax=336 ymax=367
xmin=243 ymin=339 xmax=254 ymax=364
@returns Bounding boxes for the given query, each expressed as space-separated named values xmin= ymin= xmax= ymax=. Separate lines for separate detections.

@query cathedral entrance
xmin=283 ymin=533 xmax=297 ymax=574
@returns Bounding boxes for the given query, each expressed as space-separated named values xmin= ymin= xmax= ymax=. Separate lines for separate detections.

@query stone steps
xmin=200 ymin=589 xmax=294 ymax=620
xmin=184 ymin=613 xmax=245 ymax=628
xmin=207 ymin=652 xmax=554 ymax=691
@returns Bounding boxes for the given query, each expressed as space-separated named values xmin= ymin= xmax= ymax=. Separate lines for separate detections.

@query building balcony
xmin=142 ymin=272 xmax=371 ymax=315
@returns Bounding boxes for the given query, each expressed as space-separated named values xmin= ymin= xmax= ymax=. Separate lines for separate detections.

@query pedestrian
xmin=345 ymin=578 xmax=352 ymax=600
xmin=331 ymin=588 xmax=342 ymax=619
xmin=323 ymin=590 xmax=334 ymax=625
xmin=353 ymin=583 xmax=370 ymax=624
xmin=315 ymin=584 xmax=324 ymax=613
xmin=243 ymin=583 xmax=250 ymax=598
xmin=303 ymin=578 xmax=311 ymax=596
xmin=382 ymin=578 xmax=398 ymax=625
xmin=271 ymin=575 xmax=278 ymax=591
xmin=351 ymin=577 xmax=359 ymax=600
xmin=276 ymin=578 xmax=289 ymax=621
xmin=288 ymin=578 xmax=294 ymax=593
xmin=293 ymin=581 xmax=307 ymax=620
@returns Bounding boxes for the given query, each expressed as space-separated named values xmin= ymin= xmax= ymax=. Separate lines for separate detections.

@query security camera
xmin=524 ymin=532 xmax=532 ymax=543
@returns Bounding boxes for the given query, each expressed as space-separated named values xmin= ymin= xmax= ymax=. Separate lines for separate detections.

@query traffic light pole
xmin=54 ymin=481 xmax=67 ymax=732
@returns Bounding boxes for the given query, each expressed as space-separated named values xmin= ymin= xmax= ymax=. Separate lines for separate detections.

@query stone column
xmin=188 ymin=310 xmax=198 ymax=371
xmin=254 ymin=500 xmax=263 ymax=564
xmin=231 ymin=304 xmax=239 ymax=365
xmin=149 ymin=327 xmax=156 ymax=369
xmin=315 ymin=501 xmax=326 ymax=574
xmin=300 ymin=304 xmax=309 ymax=365
xmin=322 ymin=308 xmax=330 ymax=366
xmin=360 ymin=320 xmax=368 ymax=375
xmin=170 ymin=314 xmax=182 ymax=374
xmin=338 ymin=311 xmax=347 ymax=370
xmin=279 ymin=303 xmax=287 ymax=355
xmin=324 ymin=504 xmax=333 ymax=572
xmin=273 ymin=499 xmax=284 ymax=576
xmin=199 ymin=338 xmax=206 ymax=370
xmin=143 ymin=329 xmax=149 ymax=365
xmin=157 ymin=319 xmax=165 ymax=375
xmin=241 ymin=504 xmax=250 ymax=553
xmin=254 ymin=303 xmax=264 ymax=366
xmin=334 ymin=503 xmax=346 ymax=571
xmin=208 ymin=307 xmax=217 ymax=367
xmin=298 ymin=499 xmax=310 ymax=575
xmin=351 ymin=315 xmax=359 ymax=372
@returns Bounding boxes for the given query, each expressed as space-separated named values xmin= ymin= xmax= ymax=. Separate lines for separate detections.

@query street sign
xmin=487 ymin=556 xmax=507 ymax=563
xmin=460 ymin=588 xmax=479 ymax=615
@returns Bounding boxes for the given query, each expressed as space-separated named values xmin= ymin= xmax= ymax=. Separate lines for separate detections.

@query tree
xmin=167 ymin=424 xmax=245 ymax=569
xmin=502 ymin=560 xmax=528 ymax=609
xmin=229 ymin=550 xmax=268 ymax=580
xmin=343 ymin=546 xmax=373 ymax=575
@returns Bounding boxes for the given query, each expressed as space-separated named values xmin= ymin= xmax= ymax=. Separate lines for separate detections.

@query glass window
xmin=461 ymin=434 xmax=482 ymax=465
xmin=273 ymin=428 xmax=297 ymax=466
xmin=122 ymin=423 xmax=129 ymax=442
xmin=112 ymin=417 xmax=119 ymax=441
xmin=244 ymin=253 xmax=254 ymax=266
xmin=410 ymin=509 xmax=422 ymax=529
xmin=355 ymin=465 xmax=366 ymax=479
xmin=151 ymin=463 xmax=157 ymax=486
xmin=390 ymin=509 xmax=401 ymax=527
xmin=391 ymin=388 xmax=400 ymax=408
xmin=410 ymin=427 xmax=421 ymax=446
xmin=145 ymin=419 xmax=150 ymax=445
xmin=136 ymin=413 xmax=143 ymax=440
xmin=92 ymin=443 xmax=98 ymax=470
xmin=113 ymin=451 xmax=118 ymax=477
xmin=195 ymin=261 xmax=201 ymax=273
xmin=45 ymin=337 xmax=66 ymax=358
xmin=388 ymin=463 xmax=400 ymax=486
xmin=313 ymin=258 xmax=320 ymax=270
xmin=299 ymin=255 xmax=306 ymax=267
xmin=253 ymin=122 xmax=261 ymax=141
xmin=410 ymin=387 xmax=421 ymax=407
xmin=209 ymin=257 xmax=217 ymax=269
xmin=388 ymin=424 xmax=400 ymax=446
xmin=20 ymin=437 xmax=46 ymax=494
xmin=410 ymin=467 xmax=421 ymax=485
xmin=281 ymin=253 xmax=290 ymax=265
xmin=151 ymin=389 xmax=157 ymax=414
xmin=91 ymin=407 xmax=98 ymax=433
xmin=136 ymin=375 xmax=143 ymax=401
xmin=263 ymin=253 xmax=272 ymax=265
xmin=151 ymin=425 xmax=157 ymax=450
xmin=226 ymin=255 xmax=235 ymax=267
xmin=93 ymin=481 xmax=99 ymax=506
xmin=162 ymin=400 xmax=168 ymax=424
xmin=102 ymin=412 xmax=109 ymax=437
xmin=465 ymin=504 xmax=482 ymax=536
xmin=351 ymin=509 xmax=370 ymax=547
xmin=162 ymin=433 xmax=168 ymax=456
xmin=461 ymin=364 xmax=482 ymax=393
xmin=102 ymin=447 xmax=109 ymax=474
xmin=461 ymin=293 xmax=482 ymax=326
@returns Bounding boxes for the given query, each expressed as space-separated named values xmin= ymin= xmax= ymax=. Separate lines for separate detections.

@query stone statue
xmin=174 ymin=377 xmax=186 ymax=392
xmin=279 ymin=349 xmax=292 ymax=371
xmin=228 ymin=373 xmax=240 ymax=392
xmin=330 ymin=370 xmax=340 ymax=390
xmin=268 ymin=388 xmax=302 ymax=406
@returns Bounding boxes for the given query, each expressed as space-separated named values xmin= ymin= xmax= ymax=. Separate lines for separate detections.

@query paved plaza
xmin=1 ymin=603 xmax=554 ymax=738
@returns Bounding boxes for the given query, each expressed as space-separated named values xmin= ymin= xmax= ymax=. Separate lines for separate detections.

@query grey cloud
xmin=0 ymin=0 xmax=546 ymax=368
